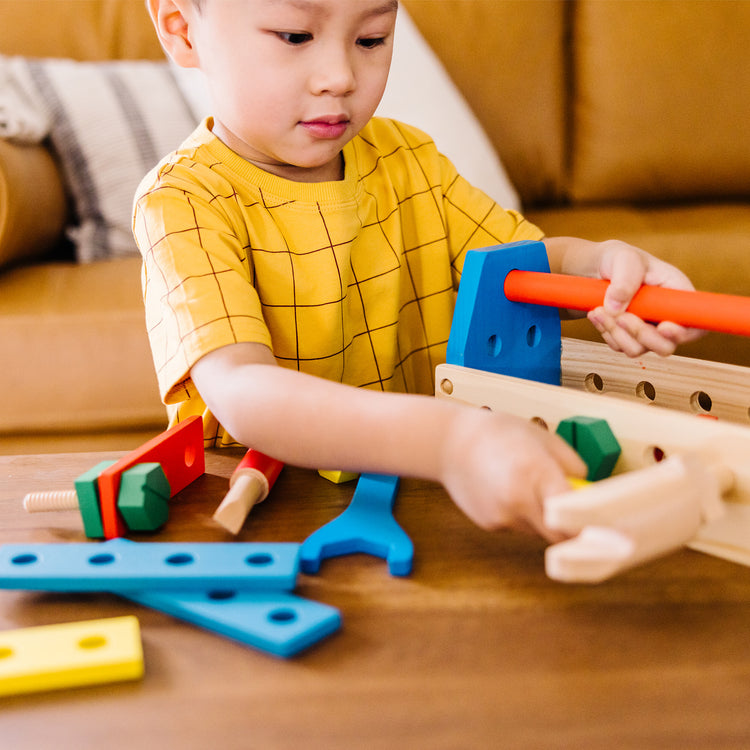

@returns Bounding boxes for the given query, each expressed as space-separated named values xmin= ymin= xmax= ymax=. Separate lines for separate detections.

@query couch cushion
xmin=0 ymin=0 xmax=163 ymax=61
xmin=570 ymin=0 xmax=750 ymax=202
xmin=404 ymin=0 xmax=567 ymax=207
xmin=0 ymin=256 xmax=165 ymax=433
xmin=0 ymin=139 xmax=67 ymax=269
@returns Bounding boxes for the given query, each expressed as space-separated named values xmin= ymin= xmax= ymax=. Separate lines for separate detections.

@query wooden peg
xmin=213 ymin=450 xmax=283 ymax=534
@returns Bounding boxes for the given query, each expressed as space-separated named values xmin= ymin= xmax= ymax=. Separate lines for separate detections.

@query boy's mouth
xmin=299 ymin=118 xmax=349 ymax=140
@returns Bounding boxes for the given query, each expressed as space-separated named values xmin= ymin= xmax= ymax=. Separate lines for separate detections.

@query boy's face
xmin=187 ymin=0 xmax=398 ymax=182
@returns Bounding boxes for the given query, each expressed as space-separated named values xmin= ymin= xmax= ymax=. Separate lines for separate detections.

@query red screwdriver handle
xmin=504 ymin=270 xmax=750 ymax=337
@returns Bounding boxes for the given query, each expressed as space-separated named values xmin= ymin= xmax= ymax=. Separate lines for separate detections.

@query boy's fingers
xmin=588 ymin=307 xmax=635 ymax=354
xmin=656 ymin=320 xmax=704 ymax=345
xmin=600 ymin=252 xmax=646 ymax=314
xmin=615 ymin=314 xmax=676 ymax=356
xmin=590 ymin=308 xmax=682 ymax=357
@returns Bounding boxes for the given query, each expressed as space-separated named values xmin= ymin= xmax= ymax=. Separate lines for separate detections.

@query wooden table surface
xmin=2 ymin=450 xmax=750 ymax=749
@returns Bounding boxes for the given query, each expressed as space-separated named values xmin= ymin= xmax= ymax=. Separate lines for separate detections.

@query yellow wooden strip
xmin=0 ymin=615 xmax=143 ymax=696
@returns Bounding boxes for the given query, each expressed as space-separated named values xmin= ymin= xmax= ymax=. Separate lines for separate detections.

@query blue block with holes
xmin=0 ymin=539 xmax=299 ymax=592
xmin=121 ymin=589 xmax=341 ymax=658
xmin=446 ymin=241 xmax=562 ymax=385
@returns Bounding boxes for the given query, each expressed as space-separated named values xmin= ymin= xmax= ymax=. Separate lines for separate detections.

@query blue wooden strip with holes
xmin=121 ymin=589 xmax=342 ymax=658
xmin=0 ymin=539 xmax=299 ymax=592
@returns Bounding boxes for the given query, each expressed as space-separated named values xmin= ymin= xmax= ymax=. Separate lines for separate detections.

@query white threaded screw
xmin=23 ymin=490 xmax=79 ymax=513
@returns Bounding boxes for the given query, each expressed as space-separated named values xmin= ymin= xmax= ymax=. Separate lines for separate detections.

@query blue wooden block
xmin=446 ymin=240 xmax=562 ymax=385
xmin=300 ymin=474 xmax=413 ymax=576
xmin=121 ymin=589 xmax=341 ymax=658
xmin=0 ymin=539 xmax=300 ymax=592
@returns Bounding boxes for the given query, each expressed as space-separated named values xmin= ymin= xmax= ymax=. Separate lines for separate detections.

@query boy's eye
xmin=357 ymin=37 xmax=386 ymax=49
xmin=276 ymin=31 xmax=312 ymax=45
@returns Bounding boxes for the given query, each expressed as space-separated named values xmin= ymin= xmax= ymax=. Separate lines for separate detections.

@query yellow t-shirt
xmin=133 ymin=117 xmax=543 ymax=446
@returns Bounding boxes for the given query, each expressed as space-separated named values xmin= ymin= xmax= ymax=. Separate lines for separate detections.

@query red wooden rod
xmin=504 ymin=270 xmax=750 ymax=337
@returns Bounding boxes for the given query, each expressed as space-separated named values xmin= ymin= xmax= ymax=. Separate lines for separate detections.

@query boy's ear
xmin=146 ymin=0 xmax=200 ymax=68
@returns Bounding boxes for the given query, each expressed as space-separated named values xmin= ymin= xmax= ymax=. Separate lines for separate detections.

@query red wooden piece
xmin=97 ymin=416 xmax=205 ymax=538
xmin=234 ymin=450 xmax=284 ymax=488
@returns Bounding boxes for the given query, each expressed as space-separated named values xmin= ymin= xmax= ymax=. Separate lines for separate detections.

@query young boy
xmin=135 ymin=0 xmax=700 ymax=541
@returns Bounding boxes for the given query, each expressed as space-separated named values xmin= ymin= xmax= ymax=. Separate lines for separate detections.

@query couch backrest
xmin=405 ymin=0 xmax=569 ymax=206
xmin=0 ymin=0 xmax=163 ymax=61
xmin=0 ymin=0 xmax=570 ymax=207
xmin=2 ymin=0 xmax=749 ymax=209
xmin=569 ymin=0 xmax=750 ymax=204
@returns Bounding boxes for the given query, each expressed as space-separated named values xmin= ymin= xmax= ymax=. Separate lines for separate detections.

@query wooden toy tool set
xmin=437 ymin=240 xmax=750 ymax=583
xmin=4 ymin=238 xmax=750 ymax=695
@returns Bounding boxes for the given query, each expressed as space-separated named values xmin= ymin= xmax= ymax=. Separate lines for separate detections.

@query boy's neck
xmin=210 ymin=120 xmax=345 ymax=183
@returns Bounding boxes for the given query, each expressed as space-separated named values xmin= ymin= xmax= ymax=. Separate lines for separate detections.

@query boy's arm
xmin=544 ymin=236 xmax=704 ymax=357
xmin=190 ymin=341 xmax=586 ymax=541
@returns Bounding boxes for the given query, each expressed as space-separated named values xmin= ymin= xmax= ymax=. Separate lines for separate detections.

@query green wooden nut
xmin=556 ymin=416 xmax=621 ymax=481
xmin=74 ymin=460 xmax=117 ymax=539
xmin=117 ymin=463 xmax=171 ymax=532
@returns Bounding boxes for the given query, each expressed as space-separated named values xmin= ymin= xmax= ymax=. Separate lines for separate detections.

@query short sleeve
xmin=134 ymin=171 xmax=272 ymax=403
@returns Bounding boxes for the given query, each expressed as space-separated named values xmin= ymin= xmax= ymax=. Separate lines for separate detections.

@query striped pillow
xmin=7 ymin=57 xmax=199 ymax=263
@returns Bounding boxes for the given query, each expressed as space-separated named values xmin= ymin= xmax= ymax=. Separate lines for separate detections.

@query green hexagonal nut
xmin=556 ymin=416 xmax=621 ymax=481
xmin=117 ymin=462 xmax=171 ymax=532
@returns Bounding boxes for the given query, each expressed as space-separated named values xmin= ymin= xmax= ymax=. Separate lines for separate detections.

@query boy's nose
xmin=310 ymin=48 xmax=356 ymax=96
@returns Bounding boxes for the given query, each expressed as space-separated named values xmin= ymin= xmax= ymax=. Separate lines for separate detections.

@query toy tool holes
xmin=530 ymin=416 xmax=549 ymax=431
xmin=487 ymin=334 xmax=502 ymax=357
xmin=645 ymin=445 xmax=667 ymax=464
xmin=245 ymin=552 xmax=273 ymax=567
xmin=88 ymin=553 xmax=116 ymax=566
xmin=690 ymin=391 xmax=712 ymax=414
xmin=526 ymin=325 xmax=541 ymax=348
xmin=439 ymin=378 xmax=454 ymax=396
xmin=10 ymin=553 xmax=38 ymax=566
xmin=0 ymin=647 xmax=14 ymax=659
xmin=165 ymin=552 xmax=195 ymax=566
xmin=207 ymin=589 xmax=237 ymax=601
xmin=584 ymin=373 xmax=604 ymax=393
xmin=636 ymin=381 xmax=656 ymax=402
xmin=268 ymin=608 xmax=297 ymax=625
xmin=78 ymin=635 xmax=107 ymax=650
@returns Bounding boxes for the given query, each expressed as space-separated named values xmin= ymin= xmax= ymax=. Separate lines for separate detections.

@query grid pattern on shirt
xmin=133 ymin=118 xmax=543 ymax=445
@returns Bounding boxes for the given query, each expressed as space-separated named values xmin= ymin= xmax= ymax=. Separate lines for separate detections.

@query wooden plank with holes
xmin=434 ymin=362 xmax=750 ymax=506
xmin=560 ymin=338 xmax=750 ymax=425
xmin=436 ymin=359 xmax=750 ymax=573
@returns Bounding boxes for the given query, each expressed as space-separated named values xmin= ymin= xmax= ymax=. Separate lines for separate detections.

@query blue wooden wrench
xmin=300 ymin=474 xmax=413 ymax=576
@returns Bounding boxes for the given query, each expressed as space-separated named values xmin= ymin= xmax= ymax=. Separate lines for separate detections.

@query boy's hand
xmin=585 ymin=240 xmax=704 ymax=357
xmin=440 ymin=408 xmax=587 ymax=542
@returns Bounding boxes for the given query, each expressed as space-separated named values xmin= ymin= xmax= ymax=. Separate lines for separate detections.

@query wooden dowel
xmin=504 ymin=270 xmax=750 ymax=336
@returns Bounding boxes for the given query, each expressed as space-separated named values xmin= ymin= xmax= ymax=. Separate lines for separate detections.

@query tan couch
xmin=2 ymin=0 xmax=750 ymax=446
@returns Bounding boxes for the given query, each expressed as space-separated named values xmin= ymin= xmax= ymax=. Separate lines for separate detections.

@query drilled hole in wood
xmin=689 ymin=391 xmax=712 ymax=414
xmin=530 ymin=417 xmax=549 ymax=430
xmin=636 ymin=381 xmax=656 ymax=402
xmin=439 ymin=378 xmax=454 ymax=396
xmin=645 ymin=445 xmax=666 ymax=464
xmin=584 ymin=373 xmax=604 ymax=393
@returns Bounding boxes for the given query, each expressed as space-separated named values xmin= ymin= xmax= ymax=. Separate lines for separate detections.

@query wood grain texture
xmin=2 ymin=450 xmax=750 ymax=748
